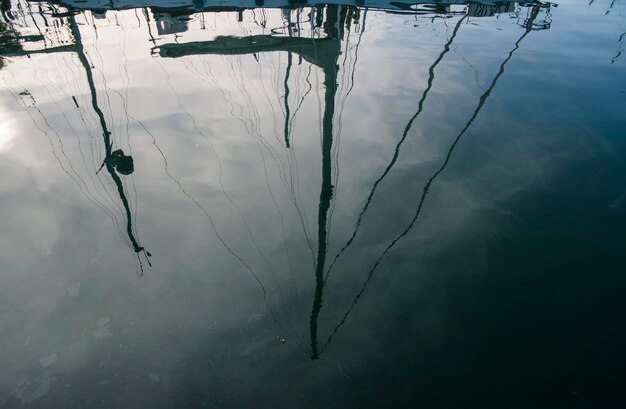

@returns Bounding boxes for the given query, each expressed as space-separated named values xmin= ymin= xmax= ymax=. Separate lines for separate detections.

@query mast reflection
xmin=1 ymin=0 xmax=554 ymax=357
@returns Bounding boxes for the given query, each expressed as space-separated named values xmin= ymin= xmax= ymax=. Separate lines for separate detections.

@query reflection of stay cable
xmin=321 ymin=8 xmax=539 ymax=354
xmin=323 ymin=15 xmax=467 ymax=287
xmin=611 ymin=32 xmax=625 ymax=64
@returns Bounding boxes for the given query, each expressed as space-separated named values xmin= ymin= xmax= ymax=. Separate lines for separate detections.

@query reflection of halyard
xmin=0 ymin=0 xmax=553 ymax=356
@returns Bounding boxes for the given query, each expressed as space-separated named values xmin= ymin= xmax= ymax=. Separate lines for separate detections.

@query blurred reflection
xmin=0 ymin=0 xmax=555 ymax=358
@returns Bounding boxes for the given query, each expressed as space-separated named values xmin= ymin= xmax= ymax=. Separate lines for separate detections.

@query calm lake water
xmin=1 ymin=0 xmax=625 ymax=407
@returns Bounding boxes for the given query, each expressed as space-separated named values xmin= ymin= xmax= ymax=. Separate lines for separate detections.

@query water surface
xmin=1 ymin=0 xmax=625 ymax=407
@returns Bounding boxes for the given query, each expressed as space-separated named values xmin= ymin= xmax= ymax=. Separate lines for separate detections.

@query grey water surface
xmin=0 ymin=0 xmax=625 ymax=407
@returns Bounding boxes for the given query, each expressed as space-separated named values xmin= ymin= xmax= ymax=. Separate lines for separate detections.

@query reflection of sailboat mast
xmin=320 ymin=3 xmax=543 ymax=354
xmin=283 ymin=51 xmax=292 ymax=147
xmin=310 ymin=4 xmax=343 ymax=360
xmin=68 ymin=15 xmax=150 ymax=267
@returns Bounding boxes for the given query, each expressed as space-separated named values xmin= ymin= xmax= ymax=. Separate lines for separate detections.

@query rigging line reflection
xmin=320 ymin=3 xmax=543 ymax=355
xmin=115 ymin=16 xmax=140 ymax=232
xmin=323 ymin=14 xmax=467 ymax=287
xmin=287 ymin=63 xmax=313 ymax=137
xmin=154 ymin=14 xmax=358 ymax=271
xmin=4 ymin=81 xmax=122 ymax=240
xmin=611 ymin=32 xmax=624 ymax=64
xmin=140 ymin=54 xmax=309 ymax=351
xmin=1 ymin=76 xmax=136 ymax=258
xmin=19 ymin=79 xmax=126 ymax=238
xmin=246 ymin=54 xmax=305 ymax=318
xmin=606 ymin=0 xmax=617 ymax=15
xmin=32 ymin=60 xmax=130 ymax=233
xmin=177 ymin=53 xmax=314 ymax=268
xmin=342 ymin=8 xmax=365 ymax=106
xmin=245 ymin=56 xmax=315 ymax=269
xmin=153 ymin=55 xmax=301 ymax=338
xmin=125 ymin=98 xmax=310 ymax=354
xmin=69 ymin=15 xmax=151 ymax=273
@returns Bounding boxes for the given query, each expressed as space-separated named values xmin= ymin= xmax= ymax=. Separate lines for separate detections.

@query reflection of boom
xmin=157 ymin=34 xmax=341 ymax=68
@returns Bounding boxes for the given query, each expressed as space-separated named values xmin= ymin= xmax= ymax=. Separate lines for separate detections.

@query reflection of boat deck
xmin=36 ymin=0 xmax=516 ymax=12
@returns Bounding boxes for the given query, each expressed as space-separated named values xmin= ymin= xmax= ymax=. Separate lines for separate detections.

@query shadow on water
xmin=0 ymin=0 xmax=555 ymax=359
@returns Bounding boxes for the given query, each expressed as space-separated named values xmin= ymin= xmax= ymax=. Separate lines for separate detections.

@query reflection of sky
xmin=1 ymin=0 xmax=626 ymax=406
xmin=0 ymin=109 xmax=16 ymax=153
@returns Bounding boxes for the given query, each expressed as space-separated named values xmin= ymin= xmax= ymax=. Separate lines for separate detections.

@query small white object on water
xmin=93 ymin=326 xmax=112 ymax=339
xmin=12 ymin=374 xmax=55 ymax=405
xmin=93 ymin=317 xmax=112 ymax=338
xmin=148 ymin=373 xmax=160 ymax=382
xmin=96 ymin=317 xmax=110 ymax=327
xmin=67 ymin=282 xmax=81 ymax=297
xmin=39 ymin=354 xmax=58 ymax=368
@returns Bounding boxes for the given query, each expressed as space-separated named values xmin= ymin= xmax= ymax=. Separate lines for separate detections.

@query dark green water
xmin=1 ymin=0 xmax=625 ymax=407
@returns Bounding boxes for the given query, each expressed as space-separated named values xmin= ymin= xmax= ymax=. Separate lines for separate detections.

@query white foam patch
xmin=12 ymin=374 xmax=55 ymax=405
xmin=39 ymin=354 xmax=58 ymax=368
xmin=92 ymin=326 xmax=112 ymax=339
xmin=96 ymin=317 xmax=111 ymax=327
xmin=67 ymin=282 xmax=81 ymax=297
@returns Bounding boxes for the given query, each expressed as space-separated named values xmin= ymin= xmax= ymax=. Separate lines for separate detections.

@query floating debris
xmin=93 ymin=317 xmax=112 ymax=339
xmin=96 ymin=317 xmax=111 ymax=327
xmin=12 ymin=374 xmax=55 ymax=405
xmin=39 ymin=354 xmax=58 ymax=368
xmin=67 ymin=282 xmax=81 ymax=297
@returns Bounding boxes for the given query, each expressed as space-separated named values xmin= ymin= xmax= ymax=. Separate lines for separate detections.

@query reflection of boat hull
xmin=39 ymin=0 xmax=515 ymax=12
